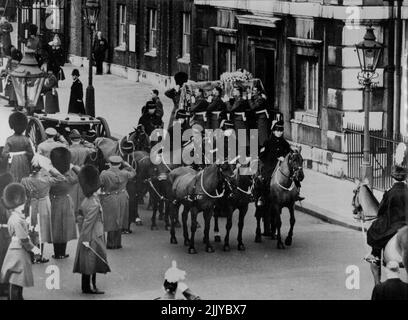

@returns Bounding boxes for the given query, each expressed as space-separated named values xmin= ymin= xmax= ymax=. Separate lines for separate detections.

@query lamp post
xmin=83 ymin=0 xmax=101 ymax=117
xmin=355 ymin=26 xmax=383 ymax=188
xmin=9 ymin=46 xmax=46 ymax=115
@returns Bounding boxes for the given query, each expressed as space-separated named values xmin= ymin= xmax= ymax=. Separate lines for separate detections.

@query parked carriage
xmin=26 ymin=112 xmax=112 ymax=150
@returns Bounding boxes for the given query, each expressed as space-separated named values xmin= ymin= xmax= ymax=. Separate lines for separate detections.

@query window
xmin=182 ymin=13 xmax=191 ymax=58
xmin=148 ymin=9 xmax=158 ymax=54
xmin=295 ymin=55 xmax=319 ymax=114
xmin=118 ymin=5 xmax=127 ymax=47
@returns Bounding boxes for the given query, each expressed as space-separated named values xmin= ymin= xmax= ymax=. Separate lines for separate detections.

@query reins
xmin=199 ymin=168 xmax=225 ymax=199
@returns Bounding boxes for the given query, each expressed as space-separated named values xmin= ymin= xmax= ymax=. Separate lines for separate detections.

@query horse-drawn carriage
xmin=26 ymin=112 xmax=112 ymax=150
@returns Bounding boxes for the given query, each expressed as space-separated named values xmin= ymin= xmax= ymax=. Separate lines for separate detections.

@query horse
xmin=168 ymin=162 xmax=234 ymax=254
xmin=255 ymin=149 xmax=304 ymax=249
xmin=352 ymin=180 xmax=408 ymax=284
xmin=213 ymin=160 xmax=256 ymax=251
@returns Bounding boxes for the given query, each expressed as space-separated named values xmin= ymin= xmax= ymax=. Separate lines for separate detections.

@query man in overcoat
xmin=68 ymin=69 xmax=86 ymax=114
xmin=92 ymin=31 xmax=108 ymax=75
xmin=366 ymin=165 xmax=408 ymax=284
xmin=38 ymin=127 xmax=68 ymax=159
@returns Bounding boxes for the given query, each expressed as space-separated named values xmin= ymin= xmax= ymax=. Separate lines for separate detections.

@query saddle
xmin=169 ymin=167 xmax=197 ymax=200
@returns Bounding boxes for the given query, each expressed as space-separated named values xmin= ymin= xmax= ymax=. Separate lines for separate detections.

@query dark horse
xmin=352 ymin=180 xmax=408 ymax=284
xmin=169 ymin=162 xmax=233 ymax=254
xmin=255 ymin=149 xmax=304 ymax=249
xmin=213 ymin=161 xmax=256 ymax=251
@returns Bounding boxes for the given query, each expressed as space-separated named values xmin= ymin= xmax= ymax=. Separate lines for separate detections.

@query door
xmin=255 ymin=48 xmax=275 ymax=108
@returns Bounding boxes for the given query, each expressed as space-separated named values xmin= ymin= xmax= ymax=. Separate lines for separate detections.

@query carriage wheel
xmin=96 ymin=117 xmax=111 ymax=138
xmin=26 ymin=117 xmax=46 ymax=151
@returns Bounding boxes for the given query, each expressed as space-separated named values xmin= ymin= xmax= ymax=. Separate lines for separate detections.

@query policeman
xmin=366 ymin=165 xmax=408 ymax=285
xmin=190 ymin=88 xmax=209 ymax=129
xmin=37 ymin=127 xmax=68 ymax=158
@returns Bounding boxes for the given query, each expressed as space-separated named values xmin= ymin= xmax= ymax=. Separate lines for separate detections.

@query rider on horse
xmin=138 ymin=101 xmax=164 ymax=137
xmin=365 ymin=165 xmax=408 ymax=272
xmin=256 ymin=119 xmax=305 ymax=207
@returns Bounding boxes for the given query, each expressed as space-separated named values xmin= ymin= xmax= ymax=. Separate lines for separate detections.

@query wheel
xmin=96 ymin=116 xmax=111 ymax=139
xmin=26 ymin=117 xmax=46 ymax=151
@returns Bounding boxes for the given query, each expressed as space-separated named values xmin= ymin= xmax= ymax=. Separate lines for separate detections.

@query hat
xmin=2 ymin=183 xmax=27 ymax=210
xmin=78 ymin=165 xmax=100 ymax=198
xmin=50 ymin=147 xmax=71 ymax=174
xmin=45 ymin=127 xmax=58 ymax=136
xmin=9 ymin=112 xmax=28 ymax=134
xmin=109 ymin=155 xmax=123 ymax=165
xmin=272 ymin=120 xmax=284 ymax=131
xmin=174 ymin=72 xmax=188 ymax=86
xmin=164 ymin=261 xmax=186 ymax=283
xmin=69 ymin=129 xmax=81 ymax=140
xmin=391 ymin=165 xmax=407 ymax=182
xmin=72 ymin=69 xmax=80 ymax=77
xmin=386 ymin=260 xmax=400 ymax=273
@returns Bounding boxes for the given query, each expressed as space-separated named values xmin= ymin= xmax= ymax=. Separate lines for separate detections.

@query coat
xmin=93 ymin=37 xmax=109 ymax=60
xmin=68 ymin=79 xmax=85 ymax=114
xmin=73 ymin=194 xmax=110 ymax=275
xmin=249 ymin=95 xmax=270 ymax=146
xmin=2 ymin=134 xmax=34 ymax=183
xmin=152 ymin=97 xmax=164 ymax=119
xmin=100 ymin=166 xmax=136 ymax=231
xmin=21 ymin=170 xmax=58 ymax=244
xmin=69 ymin=144 xmax=95 ymax=214
xmin=190 ymin=97 xmax=209 ymax=128
xmin=49 ymin=170 xmax=79 ymax=244
xmin=43 ymin=74 xmax=60 ymax=114
xmin=165 ymin=88 xmax=181 ymax=129
xmin=367 ymin=182 xmax=408 ymax=249
xmin=259 ymin=135 xmax=292 ymax=177
xmin=0 ymin=21 xmax=13 ymax=55
xmin=138 ymin=113 xmax=163 ymax=136
xmin=38 ymin=140 xmax=68 ymax=159
xmin=371 ymin=278 xmax=408 ymax=300
xmin=207 ymin=97 xmax=226 ymax=130
xmin=0 ymin=197 xmax=10 ymax=278
xmin=0 ymin=211 xmax=35 ymax=288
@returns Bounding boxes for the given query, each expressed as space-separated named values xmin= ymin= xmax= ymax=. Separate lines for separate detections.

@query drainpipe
xmin=394 ymin=0 xmax=402 ymax=136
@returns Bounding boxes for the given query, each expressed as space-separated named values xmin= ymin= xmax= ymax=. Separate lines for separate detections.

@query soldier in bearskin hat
xmin=49 ymin=147 xmax=80 ymax=259
xmin=73 ymin=165 xmax=110 ymax=294
xmin=165 ymin=72 xmax=188 ymax=129
xmin=1 ymin=112 xmax=34 ymax=182
xmin=366 ymin=163 xmax=408 ymax=284
xmin=0 ymin=183 xmax=41 ymax=300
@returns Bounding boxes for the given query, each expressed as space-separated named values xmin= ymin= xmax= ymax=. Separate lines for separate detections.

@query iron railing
xmin=344 ymin=124 xmax=408 ymax=191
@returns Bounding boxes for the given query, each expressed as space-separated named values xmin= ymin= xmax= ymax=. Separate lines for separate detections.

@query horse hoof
xmin=151 ymin=225 xmax=159 ymax=231
xmin=277 ymin=242 xmax=285 ymax=250
xmin=223 ymin=245 xmax=230 ymax=252
xmin=214 ymin=235 xmax=221 ymax=243
xmin=189 ymin=247 xmax=197 ymax=254
xmin=170 ymin=238 xmax=178 ymax=245
xmin=285 ymin=238 xmax=292 ymax=246
xmin=184 ymin=239 xmax=190 ymax=247
xmin=238 ymin=244 xmax=246 ymax=251
xmin=175 ymin=221 xmax=181 ymax=228
xmin=206 ymin=246 xmax=215 ymax=253
xmin=255 ymin=236 xmax=262 ymax=243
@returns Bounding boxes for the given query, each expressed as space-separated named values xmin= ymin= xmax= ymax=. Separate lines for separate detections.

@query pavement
xmin=0 ymin=63 xmax=384 ymax=234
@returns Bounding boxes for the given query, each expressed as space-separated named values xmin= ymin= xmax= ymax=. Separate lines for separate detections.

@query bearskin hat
xmin=9 ymin=112 xmax=28 ymax=134
xmin=78 ymin=165 xmax=100 ymax=198
xmin=391 ymin=165 xmax=407 ymax=182
xmin=174 ymin=72 xmax=188 ymax=86
xmin=2 ymin=183 xmax=27 ymax=210
xmin=50 ymin=147 xmax=71 ymax=174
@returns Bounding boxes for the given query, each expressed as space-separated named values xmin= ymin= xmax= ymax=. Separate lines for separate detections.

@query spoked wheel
xmin=26 ymin=117 xmax=46 ymax=151
xmin=95 ymin=116 xmax=112 ymax=139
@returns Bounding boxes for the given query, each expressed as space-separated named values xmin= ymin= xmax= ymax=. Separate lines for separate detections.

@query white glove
xmin=82 ymin=241 xmax=90 ymax=248
xmin=32 ymin=246 xmax=41 ymax=255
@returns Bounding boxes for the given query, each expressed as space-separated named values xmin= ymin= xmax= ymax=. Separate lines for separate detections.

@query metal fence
xmin=344 ymin=124 xmax=408 ymax=191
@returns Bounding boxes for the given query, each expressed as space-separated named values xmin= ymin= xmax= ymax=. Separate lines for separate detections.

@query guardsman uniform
xmin=207 ymin=96 xmax=226 ymax=130
xmin=74 ymin=165 xmax=110 ymax=295
xmin=190 ymin=96 xmax=209 ymax=129
xmin=100 ymin=156 xmax=136 ymax=249
xmin=249 ymin=93 xmax=270 ymax=147
xmin=227 ymin=96 xmax=250 ymax=152
xmin=2 ymin=112 xmax=34 ymax=182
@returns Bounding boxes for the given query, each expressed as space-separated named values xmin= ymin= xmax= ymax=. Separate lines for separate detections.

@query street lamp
xmin=355 ymin=26 xmax=383 ymax=187
xmin=9 ymin=46 xmax=46 ymax=115
xmin=83 ymin=0 xmax=101 ymax=117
